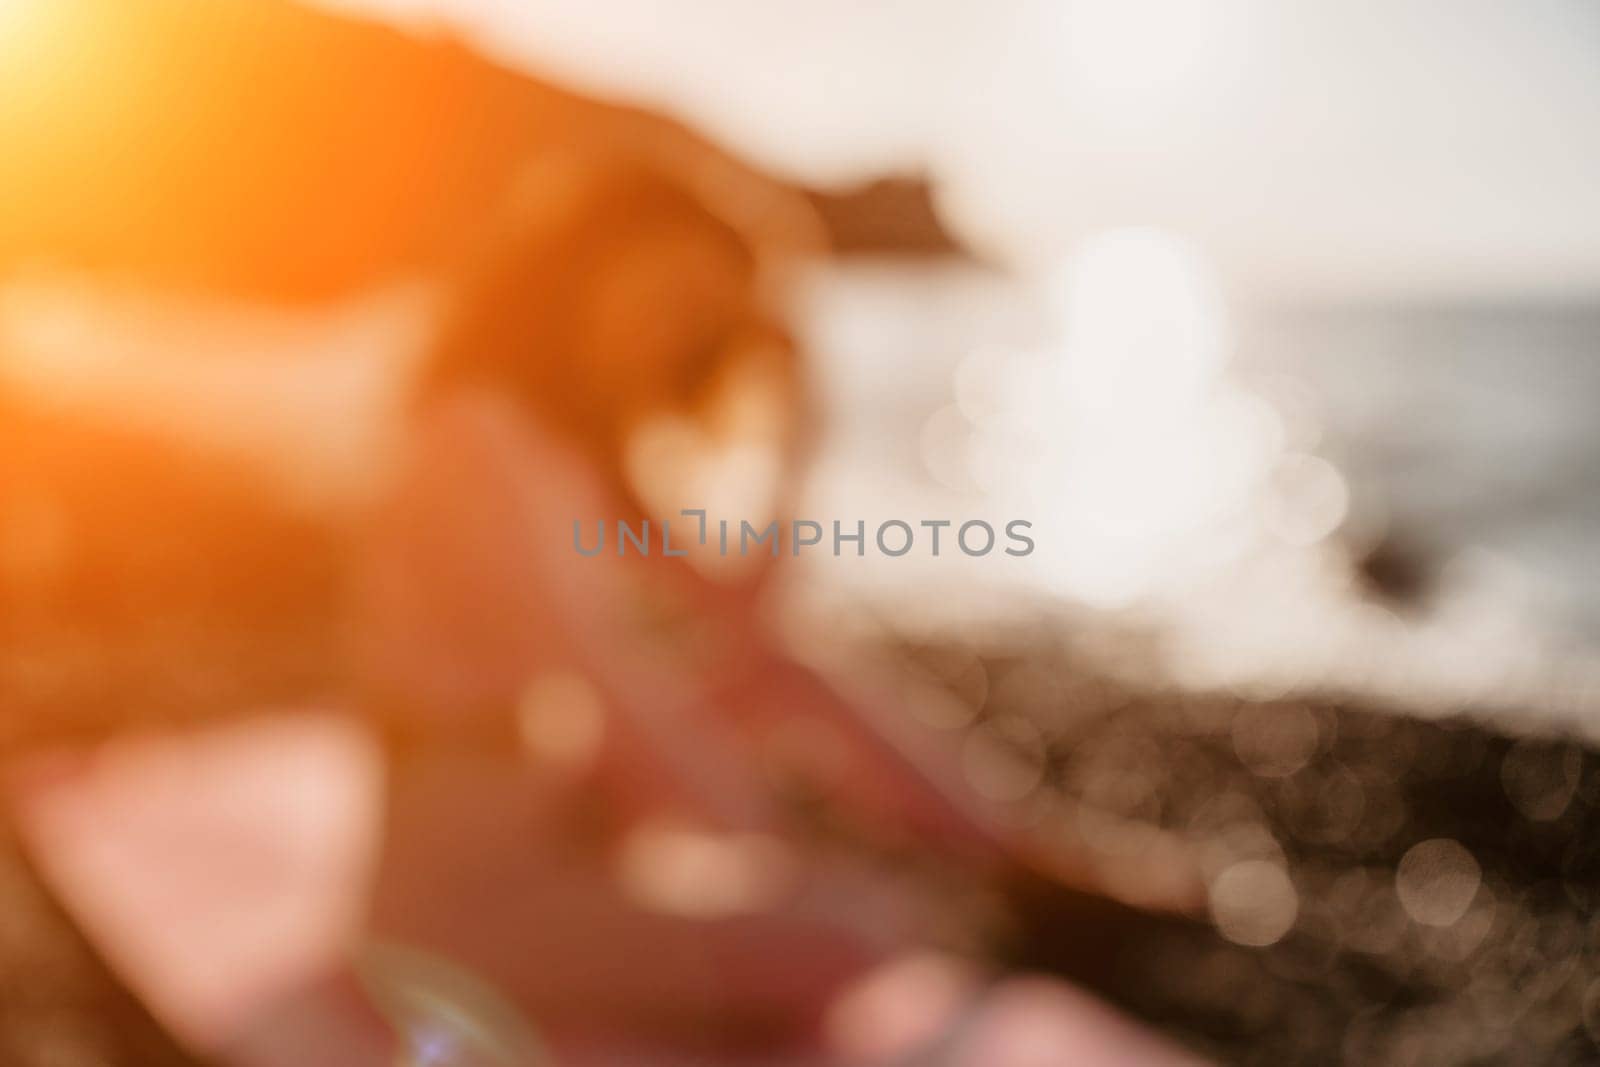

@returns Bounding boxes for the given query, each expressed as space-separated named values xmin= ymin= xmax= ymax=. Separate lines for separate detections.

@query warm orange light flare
xmin=0 ymin=0 xmax=546 ymax=302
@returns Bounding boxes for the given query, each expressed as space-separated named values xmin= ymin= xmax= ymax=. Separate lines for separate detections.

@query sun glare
xmin=1038 ymin=228 xmax=1268 ymax=606
xmin=0 ymin=0 xmax=38 ymax=44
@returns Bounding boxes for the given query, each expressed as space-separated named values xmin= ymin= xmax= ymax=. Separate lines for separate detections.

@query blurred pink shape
xmin=8 ymin=713 xmax=384 ymax=1054
xmin=947 ymin=978 xmax=1210 ymax=1067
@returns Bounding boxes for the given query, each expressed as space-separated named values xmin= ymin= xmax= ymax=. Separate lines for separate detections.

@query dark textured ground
xmin=886 ymin=624 xmax=1600 ymax=1066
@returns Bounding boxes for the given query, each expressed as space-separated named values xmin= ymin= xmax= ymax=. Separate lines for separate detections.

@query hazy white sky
xmin=320 ymin=1 xmax=1600 ymax=297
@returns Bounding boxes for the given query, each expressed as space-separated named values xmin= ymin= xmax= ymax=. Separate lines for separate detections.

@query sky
xmin=309 ymin=0 xmax=1600 ymax=300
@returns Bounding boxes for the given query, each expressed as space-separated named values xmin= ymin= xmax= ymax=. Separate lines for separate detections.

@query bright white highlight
xmin=1034 ymin=228 xmax=1269 ymax=607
